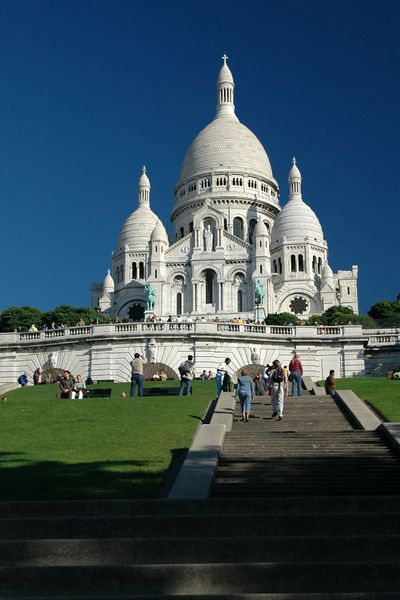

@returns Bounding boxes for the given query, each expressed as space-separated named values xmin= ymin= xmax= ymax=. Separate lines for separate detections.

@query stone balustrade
xmin=0 ymin=322 xmax=369 ymax=346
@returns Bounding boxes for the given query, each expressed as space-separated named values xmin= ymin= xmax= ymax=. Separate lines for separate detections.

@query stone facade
xmin=0 ymin=324 xmax=367 ymax=386
xmin=90 ymin=57 xmax=358 ymax=322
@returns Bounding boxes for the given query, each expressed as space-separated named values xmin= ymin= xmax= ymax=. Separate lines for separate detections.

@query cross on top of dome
xmin=222 ymin=53 xmax=228 ymax=66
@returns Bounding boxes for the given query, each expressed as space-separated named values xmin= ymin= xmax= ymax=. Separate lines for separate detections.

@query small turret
xmin=102 ymin=269 xmax=115 ymax=293
xmin=216 ymin=53 xmax=238 ymax=121
xmin=138 ymin=166 xmax=150 ymax=206
xmin=288 ymin=157 xmax=302 ymax=201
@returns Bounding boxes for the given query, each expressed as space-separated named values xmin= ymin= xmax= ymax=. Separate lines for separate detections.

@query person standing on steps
xmin=289 ymin=352 xmax=303 ymax=397
xmin=269 ymin=359 xmax=286 ymax=420
xmin=215 ymin=357 xmax=231 ymax=398
xmin=130 ymin=353 xmax=146 ymax=398
xmin=235 ymin=368 xmax=254 ymax=422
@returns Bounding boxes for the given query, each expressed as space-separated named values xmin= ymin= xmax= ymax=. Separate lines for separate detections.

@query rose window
xmin=289 ymin=296 xmax=309 ymax=315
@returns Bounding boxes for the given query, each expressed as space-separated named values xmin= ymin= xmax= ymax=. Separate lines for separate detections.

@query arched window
xmin=205 ymin=271 xmax=214 ymax=304
xmin=237 ymin=289 xmax=243 ymax=312
xmin=139 ymin=262 xmax=144 ymax=279
xmin=273 ymin=259 xmax=277 ymax=273
xmin=189 ymin=221 xmax=193 ymax=232
xmin=116 ymin=267 xmax=120 ymax=282
xmin=259 ymin=265 xmax=263 ymax=274
xmin=312 ymin=255 xmax=317 ymax=273
xmin=120 ymin=265 xmax=124 ymax=282
xmin=317 ymin=257 xmax=322 ymax=274
xmin=180 ymin=226 xmax=184 ymax=239
xmin=278 ymin=258 xmax=282 ymax=274
xmin=177 ymin=292 xmax=182 ymax=315
xmin=264 ymin=221 xmax=270 ymax=232
xmin=233 ymin=217 xmax=244 ymax=239
xmin=224 ymin=218 xmax=228 ymax=231
xmin=298 ymin=254 xmax=304 ymax=272
xmin=132 ymin=262 xmax=137 ymax=280
xmin=249 ymin=218 xmax=257 ymax=244
xmin=291 ymin=255 xmax=297 ymax=272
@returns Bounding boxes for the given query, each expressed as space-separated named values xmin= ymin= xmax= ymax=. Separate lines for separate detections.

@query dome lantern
xmin=289 ymin=157 xmax=302 ymax=201
xmin=138 ymin=165 xmax=151 ymax=206
xmin=216 ymin=53 xmax=237 ymax=121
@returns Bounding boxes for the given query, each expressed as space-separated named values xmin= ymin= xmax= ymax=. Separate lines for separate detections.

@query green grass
xmin=319 ymin=377 xmax=400 ymax=422
xmin=0 ymin=380 xmax=213 ymax=501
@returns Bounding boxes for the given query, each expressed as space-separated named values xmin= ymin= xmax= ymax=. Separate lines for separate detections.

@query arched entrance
xmin=128 ymin=303 xmax=145 ymax=322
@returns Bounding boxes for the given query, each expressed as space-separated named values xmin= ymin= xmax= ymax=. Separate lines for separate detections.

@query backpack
xmin=272 ymin=368 xmax=284 ymax=384
xmin=178 ymin=361 xmax=191 ymax=376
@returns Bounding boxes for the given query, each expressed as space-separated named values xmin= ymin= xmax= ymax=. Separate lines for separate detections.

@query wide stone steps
xmin=1 ymin=391 xmax=400 ymax=598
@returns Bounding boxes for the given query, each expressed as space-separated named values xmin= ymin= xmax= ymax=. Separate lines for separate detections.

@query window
xmin=278 ymin=258 xmax=282 ymax=274
xmin=298 ymin=254 xmax=304 ymax=272
xmin=116 ymin=266 xmax=120 ymax=282
xmin=216 ymin=176 xmax=227 ymax=186
xmin=233 ymin=217 xmax=244 ymax=239
xmin=189 ymin=221 xmax=193 ymax=232
xmin=155 ymin=269 xmax=157 ymax=279
xmin=249 ymin=218 xmax=257 ymax=244
xmin=259 ymin=265 xmax=263 ymax=274
xmin=139 ymin=262 xmax=144 ymax=279
xmin=317 ymin=257 xmax=322 ymax=275
xmin=291 ymin=255 xmax=297 ymax=272
xmin=247 ymin=179 xmax=257 ymax=189
xmin=177 ymin=293 xmax=182 ymax=315
xmin=120 ymin=265 xmax=124 ymax=281
xmin=347 ymin=286 xmax=350 ymax=295
xmin=132 ymin=263 xmax=137 ymax=280
xmin=273 ymin=259 xmax=277 ymax=273
xmin=312 ymin=255 xmax=317 ymax=273
xmin=205 ymin=271 xmax=214 ymax=304
xmin=201 ymin=178 xmax=211 ymax=189
xmin=188 ymin=181 xmax=196 ymax=192
xmin=180 ymin=226 xmax=184 ymax=238
xmin=224 ymin=218 xmax=228 ymax=231
xmin=237 ymin=289 xmax=243 ymax=312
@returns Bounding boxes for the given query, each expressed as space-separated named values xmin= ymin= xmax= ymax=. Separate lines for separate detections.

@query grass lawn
xmin=0 ymin=380 xmax=213 ymax=501
xmin=319 ymin=377 xmax=400 ymax=422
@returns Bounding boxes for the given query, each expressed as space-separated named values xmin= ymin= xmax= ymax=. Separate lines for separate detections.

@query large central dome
xmin=178 ymin=57 xmax=273 ymax=183
xmin=180 ymin=117 xmax=273 ymax=181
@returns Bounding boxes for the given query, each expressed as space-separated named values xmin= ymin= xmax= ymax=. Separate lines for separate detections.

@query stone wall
xmin=0 ymin=323 xmax=367 ymax=385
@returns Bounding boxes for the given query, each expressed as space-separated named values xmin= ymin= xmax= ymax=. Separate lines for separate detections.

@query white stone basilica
xmin=91 ymin=57 xmax=358 ymax=321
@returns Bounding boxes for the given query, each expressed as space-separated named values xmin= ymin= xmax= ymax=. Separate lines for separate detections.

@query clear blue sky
xmin=1 ymin=0 xmax=398 ymax=314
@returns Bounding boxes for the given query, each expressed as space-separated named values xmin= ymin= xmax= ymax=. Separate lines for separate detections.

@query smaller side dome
xmin=151 ymin=219 xmax=169 ymax=242
xmin=103 ymin=269 xmax=114 ymax=292
xmin=321 ymin=262 xmax=334 ymax=279
xmin=253 ymin=218 xmax=267 ymax=237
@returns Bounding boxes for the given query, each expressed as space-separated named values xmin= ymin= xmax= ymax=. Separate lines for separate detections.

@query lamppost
xmin=95 ymin=304 xmax=101 ymax=325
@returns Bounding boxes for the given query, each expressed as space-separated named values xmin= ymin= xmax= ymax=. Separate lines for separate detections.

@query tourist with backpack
xmin=178 ymin=355 xmax=195 ymax=396
xmin=269 ymin=359 xmax=287 ymax=420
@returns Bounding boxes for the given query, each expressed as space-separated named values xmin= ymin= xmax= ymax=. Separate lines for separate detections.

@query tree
xmin=265 ymin=313 xmax=299 ymax=326
xmin=43 ymin=305 xmax=105 ymax=328
xmin=0 ymin=306 xmax=44 ymax=332
xmin=368 ymin=299 xmax=400 ymax=327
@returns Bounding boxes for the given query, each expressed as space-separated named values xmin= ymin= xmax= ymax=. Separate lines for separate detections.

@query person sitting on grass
xmin=17 ymin=372 xmax=28 ymax=387
xmin=71 ymin=374 xmax=87 ymax=399
xmin=58 ymin=370 xmax=75 ymax=399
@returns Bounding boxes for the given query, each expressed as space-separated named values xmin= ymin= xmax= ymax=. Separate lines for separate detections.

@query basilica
xmin=91 ymin=57 xmax=358 ymax=321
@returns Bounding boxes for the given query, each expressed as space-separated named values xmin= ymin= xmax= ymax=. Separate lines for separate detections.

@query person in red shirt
xmin=289 ymin=353 xmax=303 ymax=397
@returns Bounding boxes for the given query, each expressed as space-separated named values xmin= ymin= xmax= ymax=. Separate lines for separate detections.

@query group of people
xmin=231 ymin=353 xmax=304 ymax=422
xmin=57 ymin=371 xmax=88 ymax=399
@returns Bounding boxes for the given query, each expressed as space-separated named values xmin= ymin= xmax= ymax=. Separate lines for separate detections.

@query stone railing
xmin=0 ymin=322 xmax=370 ymax=347
xmin=367 ymin=334 xmax=400 ymax=346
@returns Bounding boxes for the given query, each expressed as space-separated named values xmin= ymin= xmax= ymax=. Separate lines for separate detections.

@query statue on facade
xmin=254 ymin=279 xmax=265 ymax=305
xmin=145 ymin=283 xmax=156 ymax=311
xmin=203 ymin=224 xmax=213 ymax=252
xmin=251 ymin=348 xmax=259 ymax=364
xmin=147 ymin=338 xmax=157 ymax=363
xmin=48 ymin=352 xmax=58 ymax=369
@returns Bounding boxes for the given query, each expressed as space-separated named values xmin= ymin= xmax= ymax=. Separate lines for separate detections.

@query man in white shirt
xmin=215 ymin=357 xmax=231 ymax=398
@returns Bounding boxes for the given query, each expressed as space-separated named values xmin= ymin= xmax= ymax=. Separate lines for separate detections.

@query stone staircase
xmin=1 ymin=391 xmax=400 ymax=598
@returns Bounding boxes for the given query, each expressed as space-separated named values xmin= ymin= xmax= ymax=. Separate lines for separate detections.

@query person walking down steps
xmin=269 ymin=359 xmax=287 ymax=421
xmin=235 ymin=368 xmax=254 ymax=423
